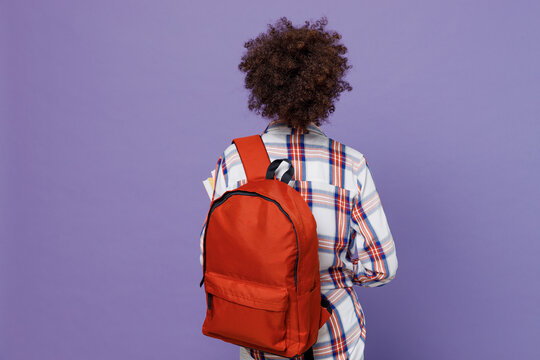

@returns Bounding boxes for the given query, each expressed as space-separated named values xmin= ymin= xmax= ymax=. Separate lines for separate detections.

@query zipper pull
xmin=199 ymin=275 xmax=204 ymax=287
xmin=207 ymin=293 xmax=212 ymax=310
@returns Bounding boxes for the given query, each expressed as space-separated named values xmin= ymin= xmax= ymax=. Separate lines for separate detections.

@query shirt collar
xmin=261 ymin=119 xmax=326 ymax=136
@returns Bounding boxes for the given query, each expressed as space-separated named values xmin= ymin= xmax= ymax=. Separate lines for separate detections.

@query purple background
xmin=2 ymin=1 xmax=539 ymax=359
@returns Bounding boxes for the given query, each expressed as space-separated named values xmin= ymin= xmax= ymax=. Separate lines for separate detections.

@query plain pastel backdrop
xmin=1 ymin=1 xmax=539 ymax=359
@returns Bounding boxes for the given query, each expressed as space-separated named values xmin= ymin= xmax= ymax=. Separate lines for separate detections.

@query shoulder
xmin=326 ymin=136 xmax=367 ymax=174
xmin=215 ymin=142 xmax=246 ymax=187
xmin=222 ymin=142 xmax=238 ymax=159
xmin=219 ymin=142 xmax=240 ymax=169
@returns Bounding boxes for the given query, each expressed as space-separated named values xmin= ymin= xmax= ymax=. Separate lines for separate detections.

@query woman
xmin=200 ymin=16 xmax=398 ymax=360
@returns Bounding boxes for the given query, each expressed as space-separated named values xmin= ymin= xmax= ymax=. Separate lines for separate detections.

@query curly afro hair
xmin=238 ymin=16 xmax=353 ymax=130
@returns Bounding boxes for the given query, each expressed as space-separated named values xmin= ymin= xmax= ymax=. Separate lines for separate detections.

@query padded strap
xmin=232 ymin=135 xmax=271 ymax=182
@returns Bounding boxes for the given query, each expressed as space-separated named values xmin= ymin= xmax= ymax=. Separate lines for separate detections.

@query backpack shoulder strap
xmin=232 ymin=135 xmax=271 ymax=182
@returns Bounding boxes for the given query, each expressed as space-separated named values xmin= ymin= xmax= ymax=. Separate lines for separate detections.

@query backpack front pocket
xmin=202 ymin=272 xmax=289 ymax=352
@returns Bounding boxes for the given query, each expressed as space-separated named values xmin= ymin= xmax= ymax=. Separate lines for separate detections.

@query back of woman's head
xmin=238 ymin=16 xmax=353 ymax=131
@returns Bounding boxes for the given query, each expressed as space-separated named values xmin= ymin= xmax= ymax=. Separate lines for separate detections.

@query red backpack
xmin=200 ymin=134 xmax=332 ymax=359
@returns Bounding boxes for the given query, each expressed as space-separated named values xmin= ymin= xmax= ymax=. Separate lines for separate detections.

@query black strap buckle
xmin=303 ymin=347 xmax=314 ymax=360
xmin=321 ymin=296 xmax=333 ymax=314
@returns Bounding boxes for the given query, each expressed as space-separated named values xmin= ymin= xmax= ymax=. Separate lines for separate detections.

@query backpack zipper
xmin=200 ymin=190 xmax=299 ymax=291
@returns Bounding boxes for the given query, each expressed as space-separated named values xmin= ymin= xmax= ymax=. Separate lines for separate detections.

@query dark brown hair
xmin=238 ymin=16 xmax=353 ymax=130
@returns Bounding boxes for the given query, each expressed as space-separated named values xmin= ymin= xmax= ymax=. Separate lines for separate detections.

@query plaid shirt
xmin=200 ymin=120 xmax=398 ymax=359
